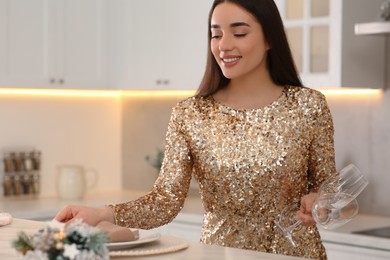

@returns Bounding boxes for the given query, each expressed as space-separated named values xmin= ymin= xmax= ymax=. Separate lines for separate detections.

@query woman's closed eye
xmin=234 ymin=33 xmax=247 ymax=38
xmin=211 ymin=33 xmax=248 ymax=40
xmin=211 ymin=34 xmax=222 ymax=40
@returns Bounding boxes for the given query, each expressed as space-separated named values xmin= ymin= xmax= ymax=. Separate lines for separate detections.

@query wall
xmin=121 ymin=94 xmax=188 ymax=194
xmin=121 ymin=89 xmax=390 ymax=217
xmin=329 ymin=90 xmax=390 ymax=216
xmin=0 ymin=93 xmax=122 ymax=198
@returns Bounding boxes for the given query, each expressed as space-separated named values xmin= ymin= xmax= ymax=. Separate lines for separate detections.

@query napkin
xmin=0 ymin=212 xmax=12 ymax=226
xmin=97 ymin=221 xmax=139 ymax=243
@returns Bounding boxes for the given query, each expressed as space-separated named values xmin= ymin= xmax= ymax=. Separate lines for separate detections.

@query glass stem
xmin=285 ymin=219 xmax=302 ymax=247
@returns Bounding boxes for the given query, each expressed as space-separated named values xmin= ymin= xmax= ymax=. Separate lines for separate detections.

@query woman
xmin=55 ymin=0 xmax=336 ymax=259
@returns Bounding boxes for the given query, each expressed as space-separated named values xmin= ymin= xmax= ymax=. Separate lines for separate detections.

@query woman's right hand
xmin=54 ymin=205 xmax=115 ymax=226
xmin=297 ymin=193 xmax=318 ymax=226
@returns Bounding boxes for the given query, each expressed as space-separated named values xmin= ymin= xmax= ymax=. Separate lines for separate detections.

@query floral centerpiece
xmin=12 ymin=219 xmax=110 ymax=260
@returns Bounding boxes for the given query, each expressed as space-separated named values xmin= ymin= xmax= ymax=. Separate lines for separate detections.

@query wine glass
xmin=274 ymin=164 xmax=368 ymax=247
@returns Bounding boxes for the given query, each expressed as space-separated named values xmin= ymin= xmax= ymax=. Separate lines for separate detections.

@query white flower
xmin=47 ymin=220 xmax=65 ymax=231
xmin=64 ymin=243 xmax=80 ymax=259
xmin=75 ymin=250 xmax=109 ymax=260
xmin=66 ymin=218 xmax=100 ymax=237
xmin=22 ymin=250 xmax=48 ymax=260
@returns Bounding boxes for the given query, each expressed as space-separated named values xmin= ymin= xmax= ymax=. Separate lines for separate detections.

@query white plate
xmin=106 ymin=229 xmax=161 ymax=251
xmin=109 ymin=235 xmax=189 ymax=257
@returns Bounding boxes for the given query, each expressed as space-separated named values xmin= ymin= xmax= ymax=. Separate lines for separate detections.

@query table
xmin=0 ymin=218 xmax=303 ymax=260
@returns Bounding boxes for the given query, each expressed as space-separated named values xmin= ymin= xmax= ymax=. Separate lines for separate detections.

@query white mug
xmin=56 ymin=165 xmax=98 ymax=200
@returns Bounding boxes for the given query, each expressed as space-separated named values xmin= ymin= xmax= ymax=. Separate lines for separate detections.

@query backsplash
xmin=0 ymin=94 xmax=122 ymax=197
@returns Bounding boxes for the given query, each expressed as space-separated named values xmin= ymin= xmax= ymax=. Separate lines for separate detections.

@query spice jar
xmin=32 ymin=172 xmax=40 ymax=194
xmin=3 ymin=152 xmax=15 ymax=173
xmin=13 ymin=173 xmax=24 ymax=195
xmin=14 ymin=152 xmax=25 ymax=172
xmin=2 ymin=173 xmax=14 ymax=196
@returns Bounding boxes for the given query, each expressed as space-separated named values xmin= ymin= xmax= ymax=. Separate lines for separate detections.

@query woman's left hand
xmin=297 ymin=193 xmax=318 ymax=226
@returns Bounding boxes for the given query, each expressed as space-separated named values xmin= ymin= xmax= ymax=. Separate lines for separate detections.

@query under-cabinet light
xmin=0 ymin=88 xmax=382 ymax=97
xmin=0 ymin=88 xmax=121 ymax=97
xmin=318 ymin=88 xmax=382 ymax=96
xmin=122 ymin=90 xmax=195 ymax=97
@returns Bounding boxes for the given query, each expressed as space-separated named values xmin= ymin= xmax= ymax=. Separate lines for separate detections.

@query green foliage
xmin=11 ymin=231 xmax=33 ymax=255
xmin=145 ymin=147 xmax=164 ymax=172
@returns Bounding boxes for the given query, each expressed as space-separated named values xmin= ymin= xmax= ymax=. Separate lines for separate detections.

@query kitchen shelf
xmin=355 ymin=21 xmax=390 ymax=35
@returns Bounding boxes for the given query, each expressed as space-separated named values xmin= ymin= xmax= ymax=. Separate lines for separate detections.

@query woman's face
xmin=210 ymin=2 xmax=270 ymax=80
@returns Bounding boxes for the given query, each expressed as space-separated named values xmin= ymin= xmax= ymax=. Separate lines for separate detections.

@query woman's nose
xmin=218 ymin=35 xmax=234 ymax=51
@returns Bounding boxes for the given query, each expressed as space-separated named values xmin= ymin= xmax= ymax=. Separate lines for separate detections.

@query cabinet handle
xmin=50 ymin=78 xmax=56 ymax=84
xmin=156 ymin=79 xmax=170 ymax=85
xmin=59 ymin=79 xmax=65 ymax=84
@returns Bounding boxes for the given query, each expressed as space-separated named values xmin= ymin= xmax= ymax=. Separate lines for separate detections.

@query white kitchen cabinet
xmin=110 ymin=0 xmax=211 ymax=90
xmin=0 ymin=0 xmax=7 ymax=81
xmin=0 ymin=0 xmax=108 ymax=89
xmin=324 ymin=242 xmax=390 ymax=260
xmin=275 ymin=0 xmax=387 ymax=89
xmin=153 ymin=213 xmax=203 ymax=243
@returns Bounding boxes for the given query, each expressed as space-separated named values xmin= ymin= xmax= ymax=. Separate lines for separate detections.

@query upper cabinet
xmin=275 ymin=0 xmax=387 ymax=89
xmin=109 ymin=0 xmax=210 ymax=90
xmin=0 ymin=0 xmax=109 ymax=89
xmin=1 ymin=1 xmax=385 ymax=90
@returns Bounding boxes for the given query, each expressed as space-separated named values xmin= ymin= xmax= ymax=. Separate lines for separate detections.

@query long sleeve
xmin=109 ymin=105 xmax=193 ymax=229
xmin=307 ymin=92 xmax=336 ymax=192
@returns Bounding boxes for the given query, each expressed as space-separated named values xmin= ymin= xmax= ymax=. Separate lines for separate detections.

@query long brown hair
xmin=196 ymin=0 xmax=303 ymax=97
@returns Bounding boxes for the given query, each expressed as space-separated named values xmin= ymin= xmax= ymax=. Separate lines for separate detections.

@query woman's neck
xmin=214 ymin=74 xmax=284 ymax=110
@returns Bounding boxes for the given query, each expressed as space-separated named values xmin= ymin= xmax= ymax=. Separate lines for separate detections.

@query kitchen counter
xmin=319 ymin=214 xmax=390 ymax=251
xmin=2 ymin=190 xmax=390 ymax=253
xmin=0 ymin=218 xmax=303 ymax=260
xmin=0 ymin=190 xmax=204 ymax=220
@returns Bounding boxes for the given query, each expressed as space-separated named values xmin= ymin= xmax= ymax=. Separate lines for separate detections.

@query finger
xmin=54 ymin=206 xmax=75 ymax=222
xmin=297 ymin=211 xmax=316 ymax=226
xmin=300 ymin=203 xmax=306 ymax=214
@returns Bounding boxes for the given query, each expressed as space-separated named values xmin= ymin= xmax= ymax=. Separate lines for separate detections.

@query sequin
xmin=109 ymin=86 xmax=335 ymax=259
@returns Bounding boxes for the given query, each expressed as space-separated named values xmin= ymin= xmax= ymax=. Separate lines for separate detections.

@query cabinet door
xmin=56 ymin=0 xmax=108 ymax=89
xmin=324 ymin=242 xmax=390 ymax=260
xmin=112 ymin=0 xmax=210 ymax=90
xmin=0 ymin=0 xmax=108 ymax=89
xmin=0 ymin=0 xmax=54 ymax=87
xmin=150 ymin=213 xmax=203 ymax=243
xmin=113 ymin=0 xmax=165 ymax=89
xmin=163 ymin=0 xmax=209 ymax=90
xmin=0 ymin=0 xmax=7 ymax=81
xmin=164 ymin=221 xmax=202 ymax=243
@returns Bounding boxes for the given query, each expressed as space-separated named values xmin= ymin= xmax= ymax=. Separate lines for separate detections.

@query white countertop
xmin=1 ymin=190 xmax=390 ymax=252
xmin=0 ymin=218 xmax=303 ymax=260
xmin=0 ymin=189 xmax=204 ymax=220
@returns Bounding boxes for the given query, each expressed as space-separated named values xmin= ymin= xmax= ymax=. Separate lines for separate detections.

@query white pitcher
xmin=56 ymin=165 xmax=98 ymax=200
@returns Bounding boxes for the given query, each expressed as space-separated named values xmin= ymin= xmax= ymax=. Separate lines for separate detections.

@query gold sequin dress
xmin=110 ymin=86 xmax=336 ymax=259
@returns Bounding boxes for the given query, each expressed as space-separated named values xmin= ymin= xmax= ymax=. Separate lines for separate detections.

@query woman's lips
xmin=221 ymin=56 xmax=241 ymax=68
